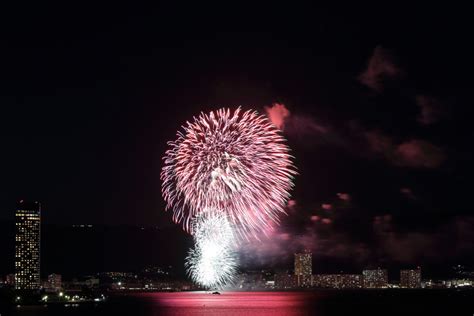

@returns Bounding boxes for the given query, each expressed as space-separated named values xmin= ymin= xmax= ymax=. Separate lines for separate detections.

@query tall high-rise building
xmin=400 ymin=268 xmax=421 ymax=288
xmin=294 ymin=251 xmax=312 ymax=287
xmin=295 ymin=251 xmax=312 ymax=275
xmin=362 ymin=268 xmax=388 ymax=288
xmin=15 ymin=201 xmax=41 ymax=290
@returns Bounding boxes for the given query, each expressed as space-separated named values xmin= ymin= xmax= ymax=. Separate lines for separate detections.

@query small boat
xmin=211 ymin=291 xmax=221 ymax=295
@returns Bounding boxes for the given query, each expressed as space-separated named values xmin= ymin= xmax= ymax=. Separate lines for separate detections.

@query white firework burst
xmin=185 ymin=212 xmax=238 ymax=288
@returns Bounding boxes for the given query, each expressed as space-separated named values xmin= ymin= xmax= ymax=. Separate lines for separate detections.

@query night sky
xmin=1 ymin=4 xmax=473 ymax=272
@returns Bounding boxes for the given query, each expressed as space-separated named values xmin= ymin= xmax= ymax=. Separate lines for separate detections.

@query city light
xmin=14 ymin=201 xmax=41 ymax=290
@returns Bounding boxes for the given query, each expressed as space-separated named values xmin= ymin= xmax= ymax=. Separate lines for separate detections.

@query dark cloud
xmin=364 ymin=130 xmax=393 ymax=153
xmin=237 ymin=193 xmax=361 ymax=267
xmin=237 ymin=222 xmax=370 ymax=268
xmin=400 ymin=187 xmax=416 ymax=200
xmin=285 ymin=115 xmax=328 ymax=136
xmin=265 ymin=100 xmax=447 ymax=173
xmin=416 ymin=95 xmax=444 ymax=125
xmin=238 ymin=200 xmax=474 ymax=269
xmin=396 ymin=140 xmax=445 ymax=168
xmin=358 ymin=46 xmax=404 ymax=92
xmin=365 ymin=131 xmax=445 ymax=168
xmin=373 ymin=215 xmax=474 ymax=264
xmin=264 ymin=103 xmax=445 ymax=171
xmin=453 ymin=218 xmax=474 ymax=255
xmin=373 ymin=214 xmax=439 ymax=263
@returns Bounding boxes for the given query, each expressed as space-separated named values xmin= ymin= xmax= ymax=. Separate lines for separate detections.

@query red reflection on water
xmin=134 ymin=291 xmax=315 ymax=316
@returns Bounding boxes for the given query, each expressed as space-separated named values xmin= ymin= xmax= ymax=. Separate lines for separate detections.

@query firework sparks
xmin=185 ymin=212 xmax=238 ymax=288
xmin=161 ymin=107 xmax=297 ymax=239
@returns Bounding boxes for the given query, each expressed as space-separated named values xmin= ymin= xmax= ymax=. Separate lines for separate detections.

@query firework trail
xmin=161 ymin=107 xmax=297 ymax=240
xmin=185 ymin=212 xmax=238 ymax=288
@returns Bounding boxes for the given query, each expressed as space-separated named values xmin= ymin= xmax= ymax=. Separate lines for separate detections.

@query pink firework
xmin=161 ymin=107 xmax=296 ymax=239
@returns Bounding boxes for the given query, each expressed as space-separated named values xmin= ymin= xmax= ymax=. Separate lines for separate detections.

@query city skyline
xmin=8 ymin=237 xmax=471 ymax=294
xmin=2 ymin=206 xmax=467 ymax=284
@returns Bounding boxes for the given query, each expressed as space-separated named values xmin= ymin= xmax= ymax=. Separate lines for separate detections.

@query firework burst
xmin=161 ymin=107 xmax=297 ymax=239
xmin=185 ymin=212 xmax=238 ymax=288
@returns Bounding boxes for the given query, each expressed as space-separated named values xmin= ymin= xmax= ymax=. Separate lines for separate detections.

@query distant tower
xmin=15 ymin=200 xmax=41 ymax=290
xmin=400 ymin=267 xmax=421 ymax=288
xmin=294 ymin=251 xmax=312 ymax=287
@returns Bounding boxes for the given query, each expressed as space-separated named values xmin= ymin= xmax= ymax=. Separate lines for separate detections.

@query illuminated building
xmin=400 ymin=268 xmax=421 ymax=288
xmin=98 ymin=272 xmax=138 ymax=280
xmin=294 ymin=251 xmax=312 ymax=287
xmin=313 ymin=274 xmax=363 ymax=289
xmin=274 ymin=273 xmax=297 ymax=289
xmin=15 ymin=201 xmax=41 ymax=290
xmin=447 ymin=279 xmax=473 ymax=288
xmin=362 ymin=268 xmax=388 ymax=288
xmin=48 ymin=274 xmax=62 ymax=292
xmin=5 ymin=274 xmax=15 ymax=286
xmin=234 ymin=272 xmax=264 ymax=290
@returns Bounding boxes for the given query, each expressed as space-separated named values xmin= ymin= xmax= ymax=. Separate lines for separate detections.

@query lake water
xmin=4 ymin=290 xmax=474 ymax=315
